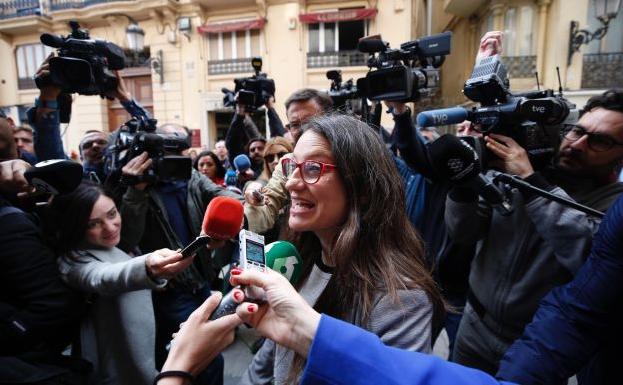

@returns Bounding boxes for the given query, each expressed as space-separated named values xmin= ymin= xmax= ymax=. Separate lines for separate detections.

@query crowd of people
xmin=1 ymin=30 xmax=623 ymax=385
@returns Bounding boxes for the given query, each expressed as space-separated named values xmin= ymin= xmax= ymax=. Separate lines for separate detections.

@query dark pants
xmin=153 ymin=285 xmax=224 ymax=385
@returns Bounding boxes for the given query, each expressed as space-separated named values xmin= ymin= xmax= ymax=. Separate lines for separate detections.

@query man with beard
xmin=445 ymin=88 xmax=623 ymax=374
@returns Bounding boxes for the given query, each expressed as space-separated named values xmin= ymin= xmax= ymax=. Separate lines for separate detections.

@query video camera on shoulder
xmin=417 ymin=55 xmax=579 ymax=170
xmin=105 ymin=116 xmax=192 ymax=184
xmin=325 ymin=69 xmax=364 ymax=114
xmin=222 ymin=57 xmax=275 ymax=112
xmin=35 ymin=21 xmax=126 ymax=122
xmin=355 ymin=31 xmax=451 ymax=102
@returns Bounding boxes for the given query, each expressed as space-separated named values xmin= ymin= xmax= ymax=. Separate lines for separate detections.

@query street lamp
xmin=568 ymin=0 xmax=622 ymax=65
xmin=105 ymin=13 xmax=145 ymax=53
xmin=125 ymin=21 xmax=145 ymax=52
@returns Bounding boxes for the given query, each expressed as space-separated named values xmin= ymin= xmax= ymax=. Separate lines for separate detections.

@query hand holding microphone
xmin=180 ymin=196 xmax=244 ymax=258
xmin=208 ymin=241 xmax=302 ymax=320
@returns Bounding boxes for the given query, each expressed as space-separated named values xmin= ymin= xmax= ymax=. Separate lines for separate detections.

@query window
xmin=16 ymin=43 xmax=53 ymax=89
xmin=207 ymin=29 xmax=261 ymax=61
xmin=503 ymin=5 xmax=537 ymax=56
xmin=586 ymin=5 xmax=623 ymax=54
xmin=308 ymin=19 xmax=366 ymax=53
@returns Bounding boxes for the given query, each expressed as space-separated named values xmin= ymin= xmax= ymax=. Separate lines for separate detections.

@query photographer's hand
xmin=485 ymin=133 xmax=534 ymax=178
xmin=0 ymin=159 xmax=35 ymax=197
xmin=265 ymin=96 xmax=276 ymax=110
xmin=105 ymin=70 xmax=131 ymax=103
xmin=121 ymin=152 xmax=152 ymax=191
xmin=35 ymin=53 xmax=61 ymax=121
xmin=383 ymin=101 xmax=408 ymax=115
xmin=230 ymin=268 xmax=321 ymax=358
xmin=477 ymin=31 xmax=503 ymax=61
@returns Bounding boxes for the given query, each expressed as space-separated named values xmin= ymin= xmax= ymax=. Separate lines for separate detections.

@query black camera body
xmin=36 ymin=21 xmax=126 ymax=96
xmin=463 ymin=55 xmax=578 ymax=169
xmin=222 ymin=57 xmax=275 ymax=111
xmin=106 ymin=116 xmax=192 ymax=184
xmin=326 ymin=70 xmax=364 ymax=114
xmin=356 ymin=31 xmax=451 ymax=102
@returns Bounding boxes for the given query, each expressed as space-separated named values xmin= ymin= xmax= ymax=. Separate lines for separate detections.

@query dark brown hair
xmin=287 ymin=114 xmax=444 ymax=382
xmin=284 ymin=88 xmax=333 ymax=112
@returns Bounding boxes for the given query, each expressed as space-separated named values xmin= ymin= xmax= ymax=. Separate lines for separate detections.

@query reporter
xmin=47 ymin=179 xmax=195 ymax=385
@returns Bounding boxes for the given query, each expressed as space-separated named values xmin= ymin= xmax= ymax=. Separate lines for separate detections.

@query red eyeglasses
xmin=281 ymin=157 xmax=337 ymax=184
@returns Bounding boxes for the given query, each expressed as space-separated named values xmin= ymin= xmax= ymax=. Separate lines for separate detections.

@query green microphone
xmin=265 ymin=241 xmax=303 ymax=285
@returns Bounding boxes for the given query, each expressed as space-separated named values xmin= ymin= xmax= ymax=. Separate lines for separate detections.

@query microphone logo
xmin=271 ymin=256 xmax=300 ymax=281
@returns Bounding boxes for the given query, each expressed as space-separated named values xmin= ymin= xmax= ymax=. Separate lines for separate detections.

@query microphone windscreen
xmin=426 ymin=134 xmax=480 ymax=182
xmin=25 ymin=159 xmax=83 ymax=195
xmin=233 ymin=154 xmax=251 ymax=172
xmin=201 ymin=196 xmax=244 ymax=240
xmin=265 ymin=241 xmax=302 ymax=284
xmin=416 ymin=107 xmax=469 ymax=128
xmin=225 ymin=170 xmax=237 ymax=186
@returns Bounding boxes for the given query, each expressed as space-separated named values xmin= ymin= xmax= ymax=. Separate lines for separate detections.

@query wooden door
xmin=108 ymin=67 xmax=154 ymax=132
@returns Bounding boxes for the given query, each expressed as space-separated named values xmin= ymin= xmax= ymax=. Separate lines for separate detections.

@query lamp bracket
xmin=567 ymin=14 xmax=615 ymax=66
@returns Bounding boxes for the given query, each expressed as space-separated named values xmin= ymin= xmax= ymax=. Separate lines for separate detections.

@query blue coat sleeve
xmin=301 ymin=315 xmax=515 ymax=385
xmin=497 ymin=194 xmax=623 ymax=384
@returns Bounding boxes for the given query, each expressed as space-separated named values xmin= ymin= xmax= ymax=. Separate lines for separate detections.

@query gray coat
xmin=58 ymin=247 xmax=166 ymax=385
xmin=240 ymin=263 xmax=433 ymax=385
xmin=445 ymin=170 xmax=623 ymax=340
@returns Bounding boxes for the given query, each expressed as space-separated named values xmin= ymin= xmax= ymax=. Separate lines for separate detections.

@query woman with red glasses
xmin=240 ymin=114 xmax=444 ymax=385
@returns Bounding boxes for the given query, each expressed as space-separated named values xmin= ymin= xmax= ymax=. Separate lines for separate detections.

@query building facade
xmin=0 ymin=0 xmax=621 ymax=155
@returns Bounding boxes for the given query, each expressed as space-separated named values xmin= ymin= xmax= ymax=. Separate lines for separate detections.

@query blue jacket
xmin=301 ymin=315 xmax=514 ymax=385
xmin=497 ymin=194 xmax=623 ymax=385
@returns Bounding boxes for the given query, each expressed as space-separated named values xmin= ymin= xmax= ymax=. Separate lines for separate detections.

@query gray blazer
xmin=58 ymin=247 xmax=166 ymax=385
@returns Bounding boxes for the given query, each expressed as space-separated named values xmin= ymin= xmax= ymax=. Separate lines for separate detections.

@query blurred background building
xmin=0 ymin=0 xmax=621 ymax=155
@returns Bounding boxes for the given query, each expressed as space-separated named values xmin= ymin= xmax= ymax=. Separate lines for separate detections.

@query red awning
xmin=197 ymin=18 xmax=265 ymax=34
xmin=299 ymin=8 xmax=377 ymax=23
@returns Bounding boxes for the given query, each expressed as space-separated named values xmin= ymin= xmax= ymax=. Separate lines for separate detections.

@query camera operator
xmin=0 ymin=158 xmax=87 ymax=384
xmin=29 ymin=54 xmax=151 ymax=182
xmin=225 ymin=95 xmax=285 ymax=179
xmin=446 ymin=89 xmax=623 ymax=374
xmin=117 ymin=124 xmax=243 ymax=385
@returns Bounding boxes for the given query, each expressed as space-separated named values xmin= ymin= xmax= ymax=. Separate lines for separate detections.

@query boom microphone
xmin=180 ymin=196 xmax=244 ymax=258
xmin=24 ymin=159 xmax=83 ymax=195
xmin=416 ymin=107 xmax=470 ymax=128
xmin=208 ymin=241 xmax=303 ymax=320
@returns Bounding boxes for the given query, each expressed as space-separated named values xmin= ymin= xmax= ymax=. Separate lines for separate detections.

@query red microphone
xmin=181 ymin=196 xmax=244 ymax=258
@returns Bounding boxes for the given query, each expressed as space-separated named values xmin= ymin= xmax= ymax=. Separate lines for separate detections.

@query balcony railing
xmin=0 ymin=0 xmax=134 ymax=19
xmin=307 ymin=50 xmax=367 ymax=68
xmin=582 ymin=52 xmax=623 ymax=89
xmin=50 ymin=0 xmax=128 ymax=11
xmin=503 ymin=55 xmax=536 ymax=79
xmin=208 ymin=58 xmax=254 ymax=75
xmin=0 ymin=0 xmax=40 ymax=19
xmin=18 ymin=76 xmax=36 ymax=90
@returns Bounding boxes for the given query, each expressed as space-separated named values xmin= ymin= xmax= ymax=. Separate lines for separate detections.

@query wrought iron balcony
xmin=307 ymin=50 xmax=367 ymax=68
xmin=582 ymin=52 xmax=623 ymax=89
xmin=50 ymin=0 xmax=127 ymax=11
xmin=0 ymin=0 xmax=41 ymax=19
xmin=503 ymin=55 xmax=537 ymax=79
xmin=208 ymin=58 xmax=255 ymax=75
